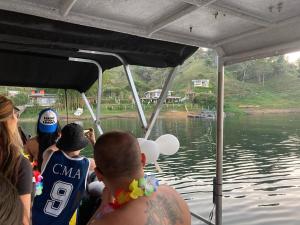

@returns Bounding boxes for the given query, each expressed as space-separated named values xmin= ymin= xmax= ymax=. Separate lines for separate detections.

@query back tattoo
xmin=144 ymin=193 xmax=184 ymax=225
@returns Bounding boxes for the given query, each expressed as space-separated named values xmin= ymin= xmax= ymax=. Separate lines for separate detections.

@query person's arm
xmin=19 ymin=194 xmax=31 ymax=225
xmin=88 ymin=158 xmax=96 ymax=172
xmin=85 ymin=128 xmax=96 ymax=146
xmin=41 ymin=148 xmax=56 ymax=172
xmin=24 ymin=139 xmax=35 ymax=162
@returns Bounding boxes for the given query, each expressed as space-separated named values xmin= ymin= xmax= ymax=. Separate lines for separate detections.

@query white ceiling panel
xmin=222 ymin=21 xmax=300 ymax=64
xmin=72 ymin=0 xmax=183 ymax=26
xmin=1 ymin=0 xmax=300 ymax=64
xmin=221 ymin=0 xmax=300 ymax=22
xmin=166 ymin=7 xmax=259 ymax=42
xmin=20 ymin=0 xmax=61 ymax=9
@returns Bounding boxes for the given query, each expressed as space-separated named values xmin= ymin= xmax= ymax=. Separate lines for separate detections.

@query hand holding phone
xmin=84 ymin=128 xmax=96 ymax=146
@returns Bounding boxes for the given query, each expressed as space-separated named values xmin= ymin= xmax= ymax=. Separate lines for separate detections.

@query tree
xmin=11 ymin=93 xmax=29 ymax=105
xmin=272 ymin=55 xmax=288 ymax=76
xmin=227 ymin=56 xmax=290 ymax=85
xmin=193 ymin=93 xmax=216 ymax=109
xmin=254 ymin=59 xmax=273 ymax=86
xmin=203 ymin=49 xmax=217 ymax=68
xmin=296 ymin=59 xmax=300 ymax=77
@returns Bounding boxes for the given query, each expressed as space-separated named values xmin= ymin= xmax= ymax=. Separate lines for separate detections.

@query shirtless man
xmin=88 ymin=131 xmax=191 ymax=225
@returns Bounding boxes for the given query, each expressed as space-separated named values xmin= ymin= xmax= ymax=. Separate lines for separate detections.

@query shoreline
xmin=243 ymin=108 xmax=300 ymax=115
xmin=19 ymin=108 xmax=300 ymax=122
xmin=19 ymin=111 xmax=191 ymax=121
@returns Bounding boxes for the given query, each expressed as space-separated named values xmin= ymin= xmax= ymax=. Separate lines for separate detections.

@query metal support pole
xmin=78 ymin=50 xmax=148 ymax=130
xmin=144 ymin=67 xmax=177 ymax=173
xmin=123 ymin=64 xmax=148 ymax=129
xmin=216 ymin=56 xmax=224 ymax=225
xmin=64 ymin=89 xmax=69 ymax=124
xmin=96 ymin=67 xmax=103 ymax=124
xmin=144 ymin=67 xmax=178 ymax=139
xmin=69 ymin=57 xmax=104 ymax=135
xmin=82 ymin=93 xmax=103 ymax=135
xmin=191 ymin=212 xmax=215 ymax=225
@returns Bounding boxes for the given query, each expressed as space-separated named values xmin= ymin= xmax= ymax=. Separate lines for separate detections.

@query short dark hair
xmin=94 ymin=131 xmax=141 ymax=179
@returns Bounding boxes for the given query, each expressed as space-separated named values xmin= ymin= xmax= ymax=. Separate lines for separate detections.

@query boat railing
xmin=191 ymin=212 xmax=215 ymax=225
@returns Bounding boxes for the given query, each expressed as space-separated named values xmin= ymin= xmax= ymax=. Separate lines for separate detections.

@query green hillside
xmin=2 ymin=49 xmax=300 ymax=115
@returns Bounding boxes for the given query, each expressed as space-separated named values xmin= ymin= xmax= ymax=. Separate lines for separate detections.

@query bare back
xmin=89 ymin=185 xmax=191 ymax=225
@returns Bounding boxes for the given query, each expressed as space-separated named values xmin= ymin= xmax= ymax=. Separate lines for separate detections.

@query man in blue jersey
xmin=32 ymin=123 xmax=92 ymax=225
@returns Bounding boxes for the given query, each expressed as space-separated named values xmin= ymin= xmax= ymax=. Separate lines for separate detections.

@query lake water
xmin=20 ymin=114 xmax=300 ymax=225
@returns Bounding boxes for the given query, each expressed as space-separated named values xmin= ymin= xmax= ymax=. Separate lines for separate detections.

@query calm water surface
xmin=20 ymin=114 xmax=300 ymax=225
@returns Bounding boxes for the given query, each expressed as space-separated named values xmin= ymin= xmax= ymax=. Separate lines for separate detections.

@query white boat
xmin=188 ymin=110 xmax=216 ymax=119
xmin=74 ymin=108 xmax=83 ymax=116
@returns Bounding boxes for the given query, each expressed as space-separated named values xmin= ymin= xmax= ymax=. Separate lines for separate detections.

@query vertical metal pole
xmin=216 ymin=57 xmax=224 ymax=225
xmin=82 ymin=93 xmax=103 ymax=135
xmin=123 ymin=64 xmax=148 ymax=129
xmin=144 ymin=67 xmax=178 ymax=139
xmin=69 ymin=57 xmax=104 ymax=135
xmin=78 ymin=50 xmax=148 ymax=131
xmin=144 ymin=67 xmax=177 ymax=173
xmin=96 ymin=67 xmax=103 ymax=124
xmin=64 ymin=89 xmax=69 ymax=124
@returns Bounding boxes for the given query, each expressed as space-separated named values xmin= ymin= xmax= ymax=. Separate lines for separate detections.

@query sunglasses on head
xmin=13 ymin=106 xmax=20 ymax=119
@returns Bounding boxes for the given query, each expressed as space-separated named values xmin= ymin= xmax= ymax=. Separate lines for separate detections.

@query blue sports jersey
xmin=32 ymin=150 xmax=90 ymax=225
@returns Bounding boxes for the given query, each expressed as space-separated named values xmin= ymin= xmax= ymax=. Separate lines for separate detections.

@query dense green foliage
xmin=2 ymin=49 xmax=300 ymax=115
xmin=11 ymin=93 xmax=29 ymax=106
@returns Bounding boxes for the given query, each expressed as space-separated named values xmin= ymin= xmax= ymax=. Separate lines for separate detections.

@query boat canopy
xmin=0 ymin=10 xmax=197 ymax=92
xmin=1 ymin=0 xmax=300 ymax=91
xmin=0 ymin=0 xmax=299 ymax=65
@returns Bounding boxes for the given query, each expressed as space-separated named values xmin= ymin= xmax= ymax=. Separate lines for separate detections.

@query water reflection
xmin=20 ymin=114 xmax=300 ymax=225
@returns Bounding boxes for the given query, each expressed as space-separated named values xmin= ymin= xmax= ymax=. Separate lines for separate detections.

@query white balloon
xmin=155 ymin=134 xmax=180 ymax=155
xmin=139 ymin=140 xmax=160 ymax=164
xmin=88 ymin=181 xmax=105 ymax=197
xmin=137 ymin=138 xmax=147 ymax=146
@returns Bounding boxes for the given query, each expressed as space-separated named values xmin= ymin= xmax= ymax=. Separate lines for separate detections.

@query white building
xmin=29 ymin=90 xmax=57 ymax=106
xmin=141 ymin=89 xmax=180 ymax=103
xmin=8 ymin=90 xmax=20 ymax=97
xmin=143 ymin=89 xmax=172 ymax=99
xmin=192 ymin=79 xmax=210 ymax=88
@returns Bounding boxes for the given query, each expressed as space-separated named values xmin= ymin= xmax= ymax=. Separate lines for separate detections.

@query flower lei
xmin=111 ymin=174 xmax=159 ymax=209
xmin=32 ymin=161 xmax=43 ymax=195
xmin=21 ymin=150 xmax=43 ymax=196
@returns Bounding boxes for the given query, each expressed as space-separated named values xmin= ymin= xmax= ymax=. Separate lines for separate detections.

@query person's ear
xmin=141 ymin=153 xmax=146 ymax=167
xmin=94 ymin=167 xmax=104 ymax=181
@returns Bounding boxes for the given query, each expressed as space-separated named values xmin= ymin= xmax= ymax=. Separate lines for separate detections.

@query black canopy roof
xmin=0 ymin=10 xmax=197 ymax=92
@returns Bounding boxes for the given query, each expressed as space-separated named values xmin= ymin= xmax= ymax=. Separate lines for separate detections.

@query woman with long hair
xmin=25 ymin=108 xmax=61 ymax=171
xmin=0 ymin=173 xmax=24 ymax=225
xmin=0 ymin=95 xmax=32 ymax=225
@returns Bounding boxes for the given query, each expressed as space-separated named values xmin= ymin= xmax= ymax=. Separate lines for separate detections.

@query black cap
xmin=56 ymin=123 xmax=89 ymax=152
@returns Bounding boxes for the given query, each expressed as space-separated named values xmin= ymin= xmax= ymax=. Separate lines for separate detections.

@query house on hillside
xmin=192 ymin=79 xmax=209 ymax=88
xmin=141 ymin=89 xmax=181 ymax=103
xmin=29 ymin=90 xmax=57 ymax=107
xmin=185 ymin=89 xmax=197 ymax=101
xmin=8 ymin=90 xmax=20 ymax=97
xmin=144 ymin=89 xmax=168 ymax=99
